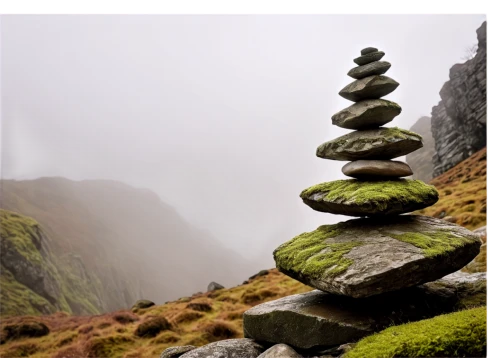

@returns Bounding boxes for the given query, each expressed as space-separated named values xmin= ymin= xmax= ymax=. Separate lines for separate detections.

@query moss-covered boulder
xmin=331 ymin=99 xmax=401 ymax=130
xmin=317 ymin=127 xmax=422 ymax=161
xmin=300 ymin=179 xmax=438 ymax=216
xmin=273 ymin=215 xmax=481 ymax=298
xmin=243 ymin=272 xmax=485 ymax=351
xmin=339 ymin=75 xmax=399 ymax=102
xmin=344 ymin=306 xmax=486 ymax=358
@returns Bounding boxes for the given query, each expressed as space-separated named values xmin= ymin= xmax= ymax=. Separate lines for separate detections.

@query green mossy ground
xmin=300 ymin=179 xmax=439 ymax=212
xmin=273 ymin=225 xmax=362 ymax=280
xmin=345 ymin=306 xmax=486 ymax=358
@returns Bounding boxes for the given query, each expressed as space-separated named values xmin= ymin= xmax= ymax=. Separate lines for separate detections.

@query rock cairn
xmin=242 ymin=47 xmax=483 ymax=355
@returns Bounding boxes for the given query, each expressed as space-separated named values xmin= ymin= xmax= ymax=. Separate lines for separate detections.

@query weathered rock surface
xmin=300 ymin=179 xmax=438 ymax=216
xmin=463 ymin=226 xmax=486 ymax=273
xmin=353 ymin=51 xmax=385 ymax=66
xmin=243 ymin=271 xmax=486 ymax=350
xmin=342 ymin=160 xmax=412 ymax=179
xmin=274 ymin=215 xmax=481 ymax=297
xmin=132 ymin=299 xmax=155 ymax=311
xmin=331 ymin=99 xmax=401 ymax=130
xmin=207 ymin=281 xmax=224 ymax=291
xmin=257 ymin=344 xmax=302 ymax=358
xmin=432 ymin=21 xmax=486 ymax=177
xmin=361 ymin=47 xmax=378 ymax=55
xmin=339 ymin=75 xmax=399 ymax=102
xmin=405 ymin=116 xmax=435 ymax=182
xmin=348 ymin=61 xmax=391 ymax=79
xmin=178 ymin=338 xmax=264 ymax=358
xmin=317 ymin=127 xmax=423 ymax=161
xmin=160 ymin=345 xmax=196 ymax=358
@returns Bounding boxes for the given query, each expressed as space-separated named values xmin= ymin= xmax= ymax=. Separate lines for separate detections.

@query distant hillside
xmin=406 ymin=116 xmax=434 ymax=182
xmin=0 ymin=178 xmax=250 ymax=313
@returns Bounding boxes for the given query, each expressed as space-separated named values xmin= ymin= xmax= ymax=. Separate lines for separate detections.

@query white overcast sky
xmin=0 ymin=15 xmax=486 ymax=264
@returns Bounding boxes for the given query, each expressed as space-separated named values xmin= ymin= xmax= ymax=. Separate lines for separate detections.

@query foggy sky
xmin=1 ymin=15 xmax=486 ymax=268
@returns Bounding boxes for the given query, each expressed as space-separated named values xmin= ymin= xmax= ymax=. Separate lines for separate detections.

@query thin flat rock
xmin=348 ymin=61 xmax=391 ymax=79
xmin=244 ymin=270 xmax=485 ymax=350
xmin=300 ymin=179 xmax=438 ymax=216
xmin=361 ymin=47 xmax=378 ymax=55
xmin=339 ymin=75 xmax=399 ymax=102
xmin=331 ymin=99 xmax=401 ymax=130
xmin=353 ymin=51 xmax=385 ymax=66
xmin=316 ymin=127 xmax=423 ymax=161
xmin=342 ymin=160 xmax=413 ymax=179
xmin=273 ymin=215 xmax=481 ymax=298
xmin=178 ymin=339 xmax=264 ymax=358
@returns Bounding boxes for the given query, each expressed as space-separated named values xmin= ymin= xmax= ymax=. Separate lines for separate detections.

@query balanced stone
xmin=331 ymin=99 xmax=401 ymax=130
xmin=361 ymin=47 xmax=378 ymax=55
xmin=243 ymin=271 xmax=485 ymax=350
xmin=348 ymin=61 xmax=391 ymax=79
xmin=273 ymin=215 xmax=481 ymax=298
xmin=342 ymin=160 xmax=413 ymax=179
xmin=300 ymin=179 xmax=438 ymax=216
xmin=339 ymin=75 xmax=399 ymax=102
xmin=353 ymin=51 xmax=385 ymax=66
xmin=316 ymin=127 xmax=423 ymax=161
xmin=178 ymin=339 xmax=264 ymax=358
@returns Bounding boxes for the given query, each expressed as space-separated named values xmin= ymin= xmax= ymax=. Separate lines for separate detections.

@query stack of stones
xmin=242 ymin=48 xmax=483 ymax=356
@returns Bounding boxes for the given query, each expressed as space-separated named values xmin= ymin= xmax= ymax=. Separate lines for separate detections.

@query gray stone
xmin=361 ymin=47 xmax=378 ymax=55
xmin=347 ymin=61 xmax=391 ymax=79
xmin=179 ymin=339 xmax=264 ymax=358
xmin=207 ymin=281 xmax=224 ymax=291
xmin=300 ymin=179 xmax=438 ymax=216
xmin=160 ymin=346 xmax=197 ymax=358
xmin=353 ymin=51 xmax=385 ymax=66
xmin=342 ymin=160 xmax=413 ymax=179
xmin=274 ymin=215 xmax=481 ymax=298
xmin=339 ymin=75 xmax=399 ymax=102
xmin=243 ymin=271 xmax=485 ymax=350
xmin=131 ymin=299 xmax=155 ymax=310
xmin=331 ymin=99 xmax=401 ymax=130
xmin=257 ymin=344 xmax=302 ymax=358
xmin=316 ymin=127 xmax=423 ymax=161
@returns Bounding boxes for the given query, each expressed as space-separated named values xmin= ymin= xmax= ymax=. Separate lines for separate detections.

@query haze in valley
xmin=0 ymin=15 xmax=486 ymax=295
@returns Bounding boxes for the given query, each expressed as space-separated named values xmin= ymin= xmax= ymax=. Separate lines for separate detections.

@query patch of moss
xmin=301 ymin=179 xmax=438 ymax=212
xmin=345 ymin=306 xmax=486 ymax=358
xmin=274 ymin=224 xmax=362 ymax=280
xmin=389 ymin=230 xmax=476 ymax=258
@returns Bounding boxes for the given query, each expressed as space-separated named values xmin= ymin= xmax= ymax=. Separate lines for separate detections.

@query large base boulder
xmin=243 ymin=272 xmax=485 ymax=351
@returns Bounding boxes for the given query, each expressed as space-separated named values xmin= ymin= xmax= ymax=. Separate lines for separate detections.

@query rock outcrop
xmin=431 ymin=21 xmax=486 ymax=177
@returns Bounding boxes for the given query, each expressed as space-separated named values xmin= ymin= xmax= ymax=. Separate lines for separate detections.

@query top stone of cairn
xmin=361 ymin=47 xmax=378 ymax=55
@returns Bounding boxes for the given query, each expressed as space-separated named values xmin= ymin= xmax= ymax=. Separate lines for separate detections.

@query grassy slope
xmin=0 ymin=270 xmax=311 ymax=358
xmin=0 ymin=149 xmax=486 ymax=357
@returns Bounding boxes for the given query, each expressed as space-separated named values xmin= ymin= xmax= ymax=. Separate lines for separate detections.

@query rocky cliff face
xmin=406 ymin=116 xmax=435 ymax=182
xmin=431 ymin=21 xmax=486 ymax=177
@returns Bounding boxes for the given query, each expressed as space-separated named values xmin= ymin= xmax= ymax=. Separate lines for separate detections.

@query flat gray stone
xmin=353 ymin=51 xmax=385 ymax=66
xmin=179 ymin=339 xmax=264 ymax=358
xmin=342 ymin=160 xmax=413 ymax=179
xmin=273 ymin=215 xmax=481 ymax=298
xmin=257 ymin=344 xmax=302 ymax=358
xmin=331 ymin=99 xmax=401 ymax=130
xmin=361 ymin=47 xmax=378 ymax=55
xmin=316 ymin=127 xmax=423 ymax=161
xmin=339 ymin=75 xmax=399 ymax=102
xmin=348 ymin=61 xmax=391 ymax=79
xmin=161 ymin=346 xmax=196 ymax=358
xmin=243 ymin=271 xmax=485 ymax=350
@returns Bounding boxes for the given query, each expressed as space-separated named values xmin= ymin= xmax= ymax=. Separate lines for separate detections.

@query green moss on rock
xmin=273 ymin=225 xmax=362 ymax=280
xmin=390 ymin=231 xmax=476 ymax=258
xmin=345 ymin=306 xmax=486 ymax=358
xmin=300 ymin=179 xmax=438 ymax=213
